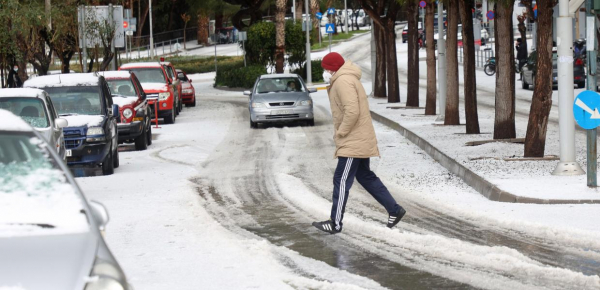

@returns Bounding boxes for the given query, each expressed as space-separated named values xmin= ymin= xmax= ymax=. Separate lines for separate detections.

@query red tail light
xmin=575 ymin=58 xmax=584 ymax=66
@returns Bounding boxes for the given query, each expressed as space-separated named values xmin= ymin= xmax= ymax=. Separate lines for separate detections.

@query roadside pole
xmin=293 ymin=0 xmax=296 ymax=23
xmin=329 ymin=32 xmax=332 ymax=53
xmin=344 ymin=0 xmax=349 ymax=34
xmin=553 ymin=0 xmax=585 ymax=176
xmin=305 ymin=0 xmax=312 ymax=84
xmin=81 ymin=6 xmax=88 ymax=73
xmin=109 ymin=4 xmax=117 ymax=71
xmin=436 ymin=2 xmax=446 ymax=121
xmin=586 ymin=0 xmax=598 ymax=186
xmin=370 ymin=19 xmax=376 ymax=96
xmin=149 ymin=0 xmax=155 ymax=59
xmin=214 ymin=41 xmax=217 ymax=74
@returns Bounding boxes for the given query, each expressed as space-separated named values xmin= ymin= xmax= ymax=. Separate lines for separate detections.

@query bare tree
xmin=181 ymin=13 xmax=191 ymax=50
xmin=524 ymin=0 xmax=555 ymax=157
xmin=444 ymin=0 xmax=460 ymax=125
xmin=406 ymin=0 xmax=419 ymax=106
xmin=493 ymin=1 xmax=516 ymax=139
xmin=458 ymin=0 xmax=480 ymax=134
xmin=424 ymin=0 xmax=436 ymax=114
xmin=275 ymin=0 xmax=286 ymax=73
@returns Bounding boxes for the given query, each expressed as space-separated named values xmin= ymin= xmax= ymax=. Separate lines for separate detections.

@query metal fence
xmin=131 ymin=27 xmax=197 ymax=47
xmin=458 ymin=46 xmax=495 ymax=69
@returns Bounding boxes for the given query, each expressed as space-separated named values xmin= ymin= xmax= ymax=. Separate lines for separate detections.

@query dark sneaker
xmin=387 ymin=207 xmax=406 ymax=228
xmin=312 ymin=220 xmax=341 ymax=234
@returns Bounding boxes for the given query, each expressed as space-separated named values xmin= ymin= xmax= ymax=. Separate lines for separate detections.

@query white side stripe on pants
xmin=335 ymin=158 xmax=353 ymax=230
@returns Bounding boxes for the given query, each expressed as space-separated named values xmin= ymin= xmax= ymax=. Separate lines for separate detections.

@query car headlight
xmin=251 ymin=102 xmax=265 ymax=108
xmin=158 ymin=92 xmax=170 ymax=101
xmin=87 ymin=127 xmax=104 ymax=136
xmin=297 ymin=100 xmax=312 ymax=106
xmin=84 ymin=258 xmax=128 ymax=290
xmin=182 ymin=89 xmax=193 ymax=94
xmin=122 ymin=108 xmax=133 ymax=119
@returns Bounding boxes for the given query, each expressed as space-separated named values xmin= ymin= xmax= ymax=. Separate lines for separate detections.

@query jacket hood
xmin=331 ymin=60 xmax=362 ymax=84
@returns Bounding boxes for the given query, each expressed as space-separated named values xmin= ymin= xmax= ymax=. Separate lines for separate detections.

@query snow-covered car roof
xmin=260 ymin=74 xmax=300 ymax=79
xmin=98 ymin=71 xmax=132 ymax=79
xmin=0 ymin=88 xmax=46 ymax=99
xmin=0 ymin=109 xmax=35 ymax=132
xmin=120 ymin=62 xmax=163 ymax=69
xmin=24 ymin=73 xmax=100 ymax=88
xmin=159 ymin=61 xmax=173 ymax=65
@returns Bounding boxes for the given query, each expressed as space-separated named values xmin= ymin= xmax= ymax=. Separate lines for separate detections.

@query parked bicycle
xmin=483 ymin=57 xmax=521 ymax=76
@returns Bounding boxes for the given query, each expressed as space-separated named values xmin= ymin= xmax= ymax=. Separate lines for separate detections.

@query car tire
xmin=102 ymin=149 xmax=114 ymax=175
xmin=307 ymin=119 xmax=315 ymax=126
xmin=522 ymin=75 xmax=529 ymax=90
xmin=250 ymin=119 xmax=257 ymax=129
xmin=135 ymin=127 xmax=148 ymax=150
xmin=165 ymin=107 xmax=175 ymax=124
xmin=113 ymin=145 xmax=120 ymax=168
xmin=192 ymin=96 xmax=196 ymax=107
xmin=578 ymin=81 xmax=585 ymax=89
xmin=147 ymin=124 xmax=153 ymax=145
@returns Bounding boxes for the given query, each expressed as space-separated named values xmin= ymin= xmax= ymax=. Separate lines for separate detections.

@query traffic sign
xmin=327 ymin=7 xmax=335 ymax=15
xmin=574 ymin=90 xmax=600 ymax=129
xmin=419 ymin=1 xmax=426 ymax=8
xmin=486 ymin=10 xmax=494 ymax=20
xmin=316 ymin=12 xmax=323 ymax=20
xmin=325 ymin=23 xmax=335 ymax=34
xmin=123 ymin=21 xmax=129 ymax=28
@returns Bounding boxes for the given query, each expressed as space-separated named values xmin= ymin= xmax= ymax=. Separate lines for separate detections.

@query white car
xmin=0 ymin=88 xmax=68 ymax=159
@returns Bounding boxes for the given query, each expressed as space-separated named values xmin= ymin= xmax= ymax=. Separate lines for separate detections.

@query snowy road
xmin=75 ymin=73 xmax=600 ymax=289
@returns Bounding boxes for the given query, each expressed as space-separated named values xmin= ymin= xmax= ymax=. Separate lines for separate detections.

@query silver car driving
xmin=0 ymin=88 xmax=68 ymax=159
xmin=245 ymin=74 xmax=316 ymax=128
xmin=0 ymin=109 xmax=130 ymax=290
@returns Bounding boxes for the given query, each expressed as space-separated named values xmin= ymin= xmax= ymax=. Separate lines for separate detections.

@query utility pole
xmin=437 ymin=2 xmax=446 ymax=121
xmin=370 ymin=18 xmax=376 ymax=95
xmin=344 ymin=0 xmax=349 ymax=34
xmin=293 ymin=0 xmax=296 ymax=23
xmin=82 ymin=6 xmax=88 ymax=73
xmin=149 ymin=0 xmax=155 ymax=59
xmin=305 ymin=0 xmax=312 ymax=84
xmin=553 ymin=0 xmax=585 ymax=175
xmin=585 ymin=0 xmax=598 ymax=185
xmin=110 ymin=4 xmax=117 ymax=71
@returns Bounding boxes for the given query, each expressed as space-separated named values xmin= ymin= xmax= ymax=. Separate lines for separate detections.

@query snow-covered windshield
xmin=43 ymin=86 xmax=102 ymax=116
xmin=0 ymin=98 xmax=49 ymax=128
xmin=0 ymin=132 xmax=89 ymax=237
xmin=256 ymin=78 xmax=305 ymax=94
xmin=126 ymin=68 xmax=166 ymax=84
xmin=107 ymin=79 xmax=137 ymax=97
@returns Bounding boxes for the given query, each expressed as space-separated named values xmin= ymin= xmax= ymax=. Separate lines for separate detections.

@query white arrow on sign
xmin=575 ymin=98 xmax=600 ymax=119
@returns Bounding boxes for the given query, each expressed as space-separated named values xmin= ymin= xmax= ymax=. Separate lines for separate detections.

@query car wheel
xmin=250 ymin=119 xmax=257 ymax=129
xmin=307 ymin=119 xmax=315 ymax=126
xmin=135 ymin=127 xmax=148 ymax=150
xmin=147 ymin=124 xmax=153 ymax=145
xmin=192 ymin=96 xmax=196 ymax=107
xmin=102 ymin=149 xmax=114 ymax=175
xmin=522 ymin=74 xmax=529 ymax=90
xmin=165 ymin=107 xmax=175 ymax=124
xmin=113 ymin=145 xmax=120 ymax=168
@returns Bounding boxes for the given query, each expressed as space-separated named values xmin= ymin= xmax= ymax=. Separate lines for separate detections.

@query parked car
xmin=521 ymin=50 xmax=586 ymax=90
xmin=160 ymin=61 xmax=183 ymax=115
xmin=176 ymin=69 xmax=196 ymax=107
xmin=0 ymin=109 xmax=130 ymax=290
xmin=101 ymin=71 xmax=153 ymax=151
xmin=24 ymin=73 xmax=121 ymax=175
xmin=0 ymin=88 xmax=68 ymax=159
xmin=355 ymin=9 xmax=369 ymax=27
xmin=120 ymin=62 xmax=177 ymax=124
xmin=245 ymin=74 xmax=316 ymax=128
xmin=402 ymin=22 xmax=423 ymax=43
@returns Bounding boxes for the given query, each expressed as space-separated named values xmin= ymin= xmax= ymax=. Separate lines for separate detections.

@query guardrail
xmin=458 ymin=46 xmax=495 ymax=69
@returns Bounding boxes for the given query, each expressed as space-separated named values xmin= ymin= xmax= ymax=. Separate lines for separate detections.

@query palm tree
xmin=444 ymin=0 xmax=460 ymax=125
xmin=406 ymin=0 xmax=419 ymax=107
xmin=275 ymin=0 xmax=286 ymax=73
xmin=493 ymin=1 xmax=516 ymax=139
xmin=424 ymin=0 xmax=436 ymax=114
xmin=458 ymin=0 xmax=480 ymax=134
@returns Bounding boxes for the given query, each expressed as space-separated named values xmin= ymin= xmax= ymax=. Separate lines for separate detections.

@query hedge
xmin=292 ymin=60 xmax=324 ymax=83
xmin=215 ymin=62 xmax=266 ymax=89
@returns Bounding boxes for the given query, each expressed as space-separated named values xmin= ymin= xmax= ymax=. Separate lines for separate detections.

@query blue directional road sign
xmin=327 ymin=7 xmax=336 ymax=15
xmin=573 ymin=90 xmax=600 ymax=129
xmin=316 ymin=12 xmax=323 ymax=19
xmin=325 ymin=23 xmax=335 ymax=34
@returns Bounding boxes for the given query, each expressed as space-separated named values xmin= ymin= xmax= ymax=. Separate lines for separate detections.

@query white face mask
xmin=322 ymin=71 xmax=333 ymax=84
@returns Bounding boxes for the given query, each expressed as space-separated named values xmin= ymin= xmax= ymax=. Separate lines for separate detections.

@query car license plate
xmin=66 ymin=150 xmax=72 ymax=157
xmin=272 ymin=110 xmax=292 ymax=115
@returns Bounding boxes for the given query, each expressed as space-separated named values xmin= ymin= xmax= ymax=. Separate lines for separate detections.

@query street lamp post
xmin=437 ymin=2 xmax=446 ymax=121
xmin=344 ymin=0 xmax=348 ymax=34
xmin=149 ymin=0 xmax=155 ymax=58
xmin=305 ymin=0 xmax=312 ymax=84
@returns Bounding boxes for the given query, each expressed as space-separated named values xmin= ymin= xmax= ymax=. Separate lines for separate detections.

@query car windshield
xmin=0 ymin=98 xmax=49 ymax=128
xmin=43 ymin=86 xmax=102 ymax=116
xmin=107 ymin=79 xmax=137 ymax=97
xmin=126 ymin=68 xmax=166 ymax=83
xmin=256 ymin=78 xmax=305 ymax=94
xmin=178 ymin=72 xmax=189 ymax=82
xmin=0 ymin=132 xmax=89 ymax=236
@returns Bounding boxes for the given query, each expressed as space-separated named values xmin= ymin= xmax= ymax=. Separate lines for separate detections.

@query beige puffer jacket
xmin=327 ymin=60 xmax=379 ymax=158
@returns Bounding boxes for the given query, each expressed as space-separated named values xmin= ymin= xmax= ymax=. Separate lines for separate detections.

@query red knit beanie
xmin=321 ymin=52 xmax=345 ymax=72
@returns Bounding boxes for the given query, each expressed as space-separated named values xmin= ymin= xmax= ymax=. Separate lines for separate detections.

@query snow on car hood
xmin=140 ymin=82 xmax=168 ymax=92
xmin=0 ymin=109 xmax=33 ymax=132
xmin=62 ymin=115 xmax=104 ymax=127
xmin=254 ymin=92 xmax=309 ymax=104
xmin=112 ymin=96 xmax=138 ymax=108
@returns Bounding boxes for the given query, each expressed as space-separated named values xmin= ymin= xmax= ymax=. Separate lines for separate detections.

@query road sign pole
xmin=305 ymin=0 xmax=312 ymax=84
xmin=586 ymin=0 xmax=598 ymax=186
xmin=437 ymin=2 xmax=446 ymax=121
xmin=587 ymin=128 xmax=597 ymax=186
xmin=344 ymin=0 xmax=348 ymax=34
xmin=243 ymin=40 xmax=247 ymax=67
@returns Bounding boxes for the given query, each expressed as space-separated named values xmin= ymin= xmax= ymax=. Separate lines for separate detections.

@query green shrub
xmin=117 ymin=56 xmax=243 ymax=74
xmin=292 ymin=60 xmax=324 ymax=83
xmin=215 ymin=62 xmax=266 ymax=89
xmin=245 ymin=21 xmax=307 ymax=67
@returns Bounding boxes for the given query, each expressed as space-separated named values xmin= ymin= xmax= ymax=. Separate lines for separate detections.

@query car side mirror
xmin=189 ymin=79 xmax=192 ymax=83
xmin=111 ymin=104 xmax=121 ymax=123
xmin=136 ymin=108 xmax=146 ymax=118
xmin=55 ymin=118 xmax=68 ymax=128
xmin=140 ymin=93 xmax=147 ymax=101
xmin=89 ymin=200 xmax=109 ymax=231
xmin=243 ymin=90 xmax=252 ymax=96
xmin=308 ymin=88 xmax=318 ymax=93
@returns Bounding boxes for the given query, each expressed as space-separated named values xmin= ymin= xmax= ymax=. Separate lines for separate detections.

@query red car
xmin=176 ymin=69 xmax=196 ymax=107
xmin=160 ymin=61 xmax=183 ymax=114
xmin=100 ymin=71 xmax=153 ymax=150
xmin=119 ymin=62 xmax=177 ymax=124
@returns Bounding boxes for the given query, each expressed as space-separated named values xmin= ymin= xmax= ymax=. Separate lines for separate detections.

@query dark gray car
xmin=245 ymin=74 xmax=316 ymax=128
xmin=521 ymin=51 xmax=586 ymax=90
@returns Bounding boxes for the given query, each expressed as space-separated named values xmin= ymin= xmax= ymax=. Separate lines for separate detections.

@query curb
xmin=370 ymin=111 xmax=600 ymax=205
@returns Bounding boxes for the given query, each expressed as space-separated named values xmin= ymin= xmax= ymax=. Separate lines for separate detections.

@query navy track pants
xmin=330 ymin=157 xmax=401 ymax=231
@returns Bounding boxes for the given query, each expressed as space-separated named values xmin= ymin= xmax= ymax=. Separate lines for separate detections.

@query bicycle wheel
xmin=484 ymin=64 xmax=496 ymax=76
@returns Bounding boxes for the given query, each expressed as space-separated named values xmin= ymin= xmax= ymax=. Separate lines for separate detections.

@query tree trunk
xmin=373 ymin=23 xmax=387 ymax=98
xmin=310 ymin=0 xmax=320 ymax=42
xmin=406 ymin=1 xmax=419 ymax=107
xmin=524 ymin=0 xmax=553 ymax=157
xmin=425 ymin=0 xmax=436 ymax=114
xmin=198 ymin=13 xmax=209 ymax=45
xmin=445 ymin=0 xmax=460 ymax=124
xmin=295 ymin=0 xmax=303 ymax=21
xmin=275 ymin=0 xmax=286 ymax=73
xmin=385 ymin=16 xmax=400 ymax=103
xmin=493 ymin=3 xmax=516 ymax=139
xmin=459 ymin=0 xmax=480 ymax=134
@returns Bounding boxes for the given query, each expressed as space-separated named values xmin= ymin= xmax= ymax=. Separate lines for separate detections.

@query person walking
xmin=7 ymin=66 xmax=22 ymax=88
xmin=312 ymin=52 xmax=406 ymax=235
xmin=516 ymin=38 xmax=527 ymax=79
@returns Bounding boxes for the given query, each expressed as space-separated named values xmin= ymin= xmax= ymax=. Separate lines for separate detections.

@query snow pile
xmin=0 ymin=88 xmax=44 ymax=98
xmin=24 ymin=73 xmax=99 ymax=88
xmin=112 ymin=96 xmax=138 ymax=108
xmin=0 ymin=109 xmax=33 ymax=132
xmin=62 ymin=115 xmax=103 ymax=127
xmin=0 ymin=161 xmax=88 ymax=237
